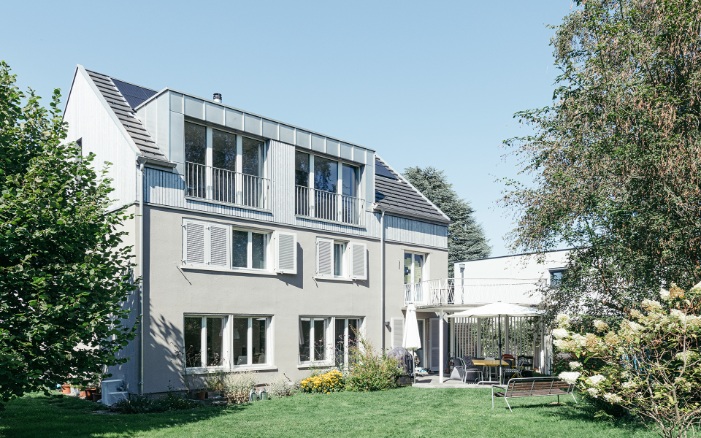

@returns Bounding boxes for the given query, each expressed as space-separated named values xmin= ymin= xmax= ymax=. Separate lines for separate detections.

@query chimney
xmin=213 ymin=93 xmax=222 ymax=103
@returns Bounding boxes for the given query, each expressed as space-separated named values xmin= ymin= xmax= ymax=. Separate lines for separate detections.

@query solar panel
xmin=375 ymin=159 xmax=398 ymax=180
xmin=112 ymin=78 xmax=157 ymax=109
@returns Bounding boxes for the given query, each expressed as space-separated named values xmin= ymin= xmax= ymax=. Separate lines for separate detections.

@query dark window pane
xmin=184 ymin=317 xmax=202 ymax=368
xmin=212 ymin=129 xmax=237 ymax=203
xmin=242 ymin=137 xmax=262 ymax=176
xmin=206 ymin=317 xmax=223 ymax=366
xmin=295 ymin=152 xmax=310 ymax=187
xmin=335 ymin=319 xmax=345 ymax=367
xmin=251 ymin=232 xmax=266 ymax=269
xmin=233 ymin=318 xmax=248 ymax=365
xmin=299 ymin=319 xmax=311 ymax=362
xmin=185 ymin=122 xmax=206 ymax=164
xmin=232 ymin=230 xmax=248 ymax=268
xmin=333 ymin=243 xmax=344 ymax=277
xmin=314 ymin=319 xmax=326 ymax=361
xmin=314 ymin=156 xmax=337 ymax=192
xmin=342 ymin=164 xmax=358 ymax=197
xmin=252 ymin=318 xmax=267 ymax=364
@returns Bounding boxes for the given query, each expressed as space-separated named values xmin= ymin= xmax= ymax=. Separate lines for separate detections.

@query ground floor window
xmin=184 ymin=314 xmax=271 ymax=370
xmin=233 ymin=316 xmax=269 ymax=366
xmin=334 ymin=318 xmax=360 ymax=369
xmin=299 ymin=317 xmax=329 ymax=363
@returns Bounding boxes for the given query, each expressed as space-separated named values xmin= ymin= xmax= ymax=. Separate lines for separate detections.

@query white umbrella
xmin=403 ymin=304 xmax=421 ymax=381
xmin=448 ymin=302 xmax=542 ymax=382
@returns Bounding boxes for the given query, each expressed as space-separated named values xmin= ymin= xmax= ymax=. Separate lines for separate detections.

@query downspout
xmin=379 ymin=208 xmax=386 ymax=352
xmin=137 ymin=158 xmax=145 ymax=395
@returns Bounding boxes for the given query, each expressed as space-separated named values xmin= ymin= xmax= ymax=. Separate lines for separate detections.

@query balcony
xmin=295 ymin=185 xmax=364 ymax=226
xmin=186 ymin=162 xmax=270 ymax=210
xmin=403 ymin=278 xmax=544 ymax=308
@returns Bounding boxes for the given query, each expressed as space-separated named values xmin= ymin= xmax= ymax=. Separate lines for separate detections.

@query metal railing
xmin=186 ymin=162 xmax=270 ymax=210
xmin=404 ymin=278 xmax=544 ymax=307
xmin=295 ymin=185 xmax=364 ymax=226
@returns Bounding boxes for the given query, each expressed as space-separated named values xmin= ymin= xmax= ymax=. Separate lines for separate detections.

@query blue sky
xmin=1 ymin=1 xmax=574 ymax=256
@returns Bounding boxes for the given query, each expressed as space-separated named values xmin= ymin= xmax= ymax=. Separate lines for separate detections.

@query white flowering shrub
xmin=554 ymin=284 xmax=701 ymax=438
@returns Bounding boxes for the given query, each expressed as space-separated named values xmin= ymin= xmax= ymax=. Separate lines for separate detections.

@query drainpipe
xmin=379 ymin=208 xmax=386 ymax=351
xmin=137 ymin=158 xmax=145 ymax=395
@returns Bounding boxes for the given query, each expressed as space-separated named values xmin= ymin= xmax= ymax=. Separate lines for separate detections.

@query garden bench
xmin=491 ymin=377 xmax=576 ymax=412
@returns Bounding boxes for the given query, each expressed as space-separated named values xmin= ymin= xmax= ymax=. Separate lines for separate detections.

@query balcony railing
xmin=404 ymin=278 xmax=544 ymax=307
xmin=295 ymin=185 xmax=364 ymax=226
xmin=186 ymin=162 xmax=270 ymax=210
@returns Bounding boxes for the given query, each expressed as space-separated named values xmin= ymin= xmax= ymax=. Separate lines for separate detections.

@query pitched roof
xmin=374 ymin=156 xmax=450 ymax=224
xmin=84 ymin=69 xmax=167 ymax=162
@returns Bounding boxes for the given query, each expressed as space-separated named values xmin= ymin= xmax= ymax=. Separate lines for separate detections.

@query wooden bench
xmin=492 ymin=377 xmax=577 ymax=412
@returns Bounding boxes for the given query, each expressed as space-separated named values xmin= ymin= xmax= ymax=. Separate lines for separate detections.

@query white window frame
xmin=316 ymin=238 xmax=366 ymax=281
xmin=334 ymin=317 xmax=362 ymax=370
xmin=298 ymin=317 xmax=332 ymax=365
xmin=183 ymin=315 xmax=229 ymax=371
xmin=232 ymin=316 xmax=271 ymax=368
xmin=183 ymin=219 xmax=295 ymax=276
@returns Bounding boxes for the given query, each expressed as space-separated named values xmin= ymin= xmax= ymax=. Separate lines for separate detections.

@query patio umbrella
xmin=403 ymin=304 xmax=421 ymax=382
xmin=448 ymin=302 xmax=542 ymax=382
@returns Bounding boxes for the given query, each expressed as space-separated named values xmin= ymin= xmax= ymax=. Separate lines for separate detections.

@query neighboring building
xmin=63 ymin=66 xmax=450 ymax=394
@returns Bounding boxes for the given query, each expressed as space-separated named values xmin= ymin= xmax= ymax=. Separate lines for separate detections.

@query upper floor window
xmin=184 ymin=121 xmax=268 ymax=210
xmin=183 ymin=219 xmax=297 ymax=275
xmin=295 ymin=151 xmax=363 ymax=225
xmin=549 ymin=269 xmax=565 ymax=288
xmin=315 ymin=237 xmax=367 ymax=281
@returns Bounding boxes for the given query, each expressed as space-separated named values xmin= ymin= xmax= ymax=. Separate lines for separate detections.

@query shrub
xmin=300 ymin=370 xmax=344 ymax=394
xmin=268 ymin=376 xmax=298 ymax=398
xmin=222 ymin=372 xmax=256 ymax=404
xmin=345 ymin=338 xmax=402 ymax=392
xmin=554 ymin=284 xmax=701 ymax=438
xmin=113 ymin=392 xmax=198 ymax=414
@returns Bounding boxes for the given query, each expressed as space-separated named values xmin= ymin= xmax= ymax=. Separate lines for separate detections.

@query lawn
xmin=0 ymin=387 xmax=655 ymax=437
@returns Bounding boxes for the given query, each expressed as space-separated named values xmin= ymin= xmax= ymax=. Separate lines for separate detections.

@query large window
xmin=185 ymin=121 xmax=268 ymax=209
xmin=184 ymin=316 xmax=225 ymax=368
xmin=184 ymin=314 xmax=271 ymax=370
xmin=299 ymin=317 xmax=329 ymax=363
xmin=404 ymin=252 xmax=426 ymax=303
xmin=233 ymin=316 xmax=269 ymax=367
xmin=295 ymin=151 xmax=362 ymax=225
xmin=183 ymin=219 xmax=296 ymax=274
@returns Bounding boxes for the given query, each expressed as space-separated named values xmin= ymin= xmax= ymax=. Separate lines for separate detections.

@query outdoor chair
xmin=449 ymin=357 xmax=466 ymax=381
xmin=501 ymin=354 xmax=520 ymax=382
xmin=461 ymin=356 xmax=484 ymax=383
xmin=517 ymin=355 xmax=534 ymax=377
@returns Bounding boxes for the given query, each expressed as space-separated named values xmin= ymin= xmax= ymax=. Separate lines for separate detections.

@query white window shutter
xmin=316 ymin=238 xmax=333 ymax=277
xmin=391 ymin=318 xmax=404 ymax=348
xmin=275 ymin=231 xmax=297 ymax=274
xmin=209 ymin=224 xmax=230 ymax=267
xmin=184 ymin=221 xmax=205 ymax=265
xmin=350 ymin=242 xmax=367 ymax=280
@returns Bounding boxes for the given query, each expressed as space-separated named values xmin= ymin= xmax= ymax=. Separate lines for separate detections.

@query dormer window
xmin=294 ymin=151 xmax=362 ymax=225
xmin=184 ymin=121 xmax=268 ymax=210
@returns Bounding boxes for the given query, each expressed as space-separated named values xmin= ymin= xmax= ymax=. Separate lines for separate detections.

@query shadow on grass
xmin=0 ymin=393 xmax=247 ymax=438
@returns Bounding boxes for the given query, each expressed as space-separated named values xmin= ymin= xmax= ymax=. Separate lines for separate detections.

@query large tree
xmin=0 ymin=61 xmax=137 ymax=403
xmin=403 ymin=167 xmax=490 ymax=275
xmin=503 ymin=0 xmax=701 ymax=318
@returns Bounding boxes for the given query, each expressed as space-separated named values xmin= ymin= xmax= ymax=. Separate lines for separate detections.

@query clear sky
xmin=1 ymin=1 xmax=574 ymax=256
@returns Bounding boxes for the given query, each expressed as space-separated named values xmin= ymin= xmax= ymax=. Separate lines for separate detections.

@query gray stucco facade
xmin=64 ymin=65 xmax=449 ymax=394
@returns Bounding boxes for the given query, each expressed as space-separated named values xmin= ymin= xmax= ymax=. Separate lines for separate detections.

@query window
xmin=299 ymin=317 xmax=329 ymax=363
xmin=404 ymin=252 xmax=426 ymax=303
xmin=316 ymin=238 xmax=366 ymax=280
xmin=183 ymin=219 xmax=296 ymax=274
xmin=334 ymin=318 xmax=361 ymax=369
xmin=549 ymin=269 xmax=565 ymax=288
xmin=233 ymin=316 xmax=270 ymax=367
xmin=232 ymin=229 xmax=268 ymax=270
xmin=185 ymin=121 xmax=268 ymax=209
xmin=184 ymin=316 xmax=225 ymax=368
xmin=294 ymin=151 xmax=362 ymax=225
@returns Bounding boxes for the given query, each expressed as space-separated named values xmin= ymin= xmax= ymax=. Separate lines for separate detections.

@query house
xmin=63 ymin=66 xmax=450 ymax=394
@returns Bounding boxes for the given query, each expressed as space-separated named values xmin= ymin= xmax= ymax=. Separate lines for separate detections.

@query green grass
xmin=0 ymin=388 xmax=654 ymax=437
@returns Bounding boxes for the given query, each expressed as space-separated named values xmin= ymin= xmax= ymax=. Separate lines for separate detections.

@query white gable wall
xmin=64 ymin=68 xmax=139 ymax=208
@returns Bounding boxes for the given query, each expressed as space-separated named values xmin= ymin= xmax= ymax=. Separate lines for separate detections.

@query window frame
xmin=183 ymin=315 xmax=228 ymax=371
xmin=231 ymin=228 xmax=270 ymax=271
xmin=334 ymin=317 xmax=362 ymax=370
xmin=316 ymin=237 xmax=366 ymax=281
xmin=298 ymin=317 xmax=332 ymax=365
xmin=232 ymin=315 xmax=271 ymax=368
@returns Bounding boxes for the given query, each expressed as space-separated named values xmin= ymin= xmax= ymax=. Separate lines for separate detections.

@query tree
xmin=503 ymin=0 xmax=701 ymax=318
xmin=403 ymin=167 xmax=490 ymax=275
xmin=0 ymin=61 xmax=137 ymax=403
xmin=555 ymin=285 xmax=701 ymax=438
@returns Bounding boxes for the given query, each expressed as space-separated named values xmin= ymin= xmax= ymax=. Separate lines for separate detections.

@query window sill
xmin=314 ymin=276 xmax=354 ymax=283
xmin=297 ymin=362 xmax=335 ymax=370
xmin=181 ymin=264 xmax=278 ymax=276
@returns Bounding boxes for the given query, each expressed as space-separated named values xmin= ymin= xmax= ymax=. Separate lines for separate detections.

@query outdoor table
xmin=472 ymin=359 xmax=509 ymax=382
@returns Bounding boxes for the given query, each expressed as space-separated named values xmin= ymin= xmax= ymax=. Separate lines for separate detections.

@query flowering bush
xmin=555 ymin=285 xmax=701 ymax=438
xmin=345 ymin=338 xmax=402 ymax=392
xmin=300 ymin=370 xmax=344 ymax=394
